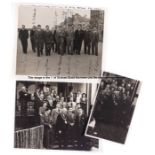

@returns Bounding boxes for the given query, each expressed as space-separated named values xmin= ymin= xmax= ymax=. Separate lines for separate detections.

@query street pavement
xmin=16 ymin=39 xmax=103 ymax=77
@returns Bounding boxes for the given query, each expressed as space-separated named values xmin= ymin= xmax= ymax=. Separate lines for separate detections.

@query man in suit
xmin=51 ymin=103 xmax=67 ymax=148
xmin=63 ymin=26 xmax=67 ymax=55
xmin=66 ymin=107 xmax=76 ymax=143
xmin=75 ymin=108 xmax=86 ymax=134
xmin=84 ymin=25 xmax=92 ymax=54
xmin=67 ymin=97 xmax=76 ymax=110
xmin=53 ymin=26 xmax=57 ymax=53
xmin=19 ymin=86 xmax=30 ymax=117
xmin=30 ymin=25 xmax=36 ymax=52
xmin=35 ymin=25 xmax=44 ymax=57
xmin=34 ymin=88 xmax=42 ymax=123
xmin=51 ymin=103 xmax=61 ymax=124
xmin=51 ymin=103 xmax=67 ymax=124
xmin=39 ymin=101 xmax=48 ymax=117
xmin=44 ymin=25 xmax=53 ymax=56
xmin=55 ymin=26 xmax=61 ymax=54
xmin=50 ymin=28 xmax=55 ymax=54
xmin=74 ymin=24 xmax=84 ymax=55
xmin=59 ymin=26 xmax=66 ymax=55
xmin=19 ymin=25 xmax=29 ymax=54
xmin=91 ymin=26 xmax=99 ymax=56
xmin=66 ymin=25 xmax=74 ymax=55
xmin=40 ymin=109 xmax=52 ymax=149
xmin=75 ymin=108 xmax=87 ymax=148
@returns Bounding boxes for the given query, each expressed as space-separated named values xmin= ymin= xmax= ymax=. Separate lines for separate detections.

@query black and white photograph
xmin=85 ymin=72 xmax=141 ymax=144
xmin=14 ymin=81 xmax=99 ymax=150
xmin=16 ymin=5 xmax=104 ymax=76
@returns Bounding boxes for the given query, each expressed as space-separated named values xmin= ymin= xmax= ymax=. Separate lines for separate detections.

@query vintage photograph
xmin=16 ymin=5 xmax=104 ymax=76
xmin=85 ymin=72 xmax=141 ymax=144
xmin=14 ymin=81 xmax=99 ymax=150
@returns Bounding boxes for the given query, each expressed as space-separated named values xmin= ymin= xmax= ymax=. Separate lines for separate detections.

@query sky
xmin=18 ymin=5 xmax=90 ymax=28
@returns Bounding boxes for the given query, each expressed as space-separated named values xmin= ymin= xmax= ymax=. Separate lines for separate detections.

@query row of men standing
xmin=18 ymin=24 xmax=100 ymax=57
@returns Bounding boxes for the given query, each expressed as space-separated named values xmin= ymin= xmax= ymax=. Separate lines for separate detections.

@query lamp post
xmin=55 ymin=10 xmax=58 ymax=27
xmin=32 ymin=8 xmax=36 ymax=27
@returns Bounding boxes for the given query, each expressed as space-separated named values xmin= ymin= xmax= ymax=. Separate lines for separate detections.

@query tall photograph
xmin=85 ymin=72 xmax=141 ymax=144
xmin=16 ymin=5 xmax=104 ymax=77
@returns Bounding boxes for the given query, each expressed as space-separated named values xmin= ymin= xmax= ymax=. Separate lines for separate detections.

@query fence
xmin=14 ymin=125 xmax=44 ymax=149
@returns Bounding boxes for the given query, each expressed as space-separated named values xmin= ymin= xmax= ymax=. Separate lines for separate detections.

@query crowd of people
xmin=18 ymin=24 xmax=100 ymax=57
xmin=93 ymin=75 xmax=137 ymax=128
xmin=18 ymin=84 xmax=91 ymax=149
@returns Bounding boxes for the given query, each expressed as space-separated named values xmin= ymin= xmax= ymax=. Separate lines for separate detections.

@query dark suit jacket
xmin=19 ymin=90 xmax=30 ymax=101
xmin=19 ymin=29 xmax=29 ymax=41
xmin=84 ymin=30 xmax=92 ymax=43
xmin=30 ymin=29 xmax=36 ymax=39
xmin=74 ymin=30 xmax=84 ymax=42
xmin=34 ymin=30 xmax=44 ymax=45
xmin=44 ymin=30 xmax=53 ymax=44
xmin=91 ymin=31 xmax=99 ymax=43
xmin=66 ymin=111 xmax=76 ymax=124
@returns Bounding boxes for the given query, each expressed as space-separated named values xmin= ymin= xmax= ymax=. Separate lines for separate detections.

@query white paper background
xmin=0 ymin=0 xmax=155 ymax=154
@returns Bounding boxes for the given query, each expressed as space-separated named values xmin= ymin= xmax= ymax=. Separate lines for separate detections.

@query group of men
xmin=18 ymin=24 xmax=100 ymax=57
xmin=94 ymin=76 xmax=137 ymax=128
xmin=18 ymin=84 xmax=89 ymax=149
